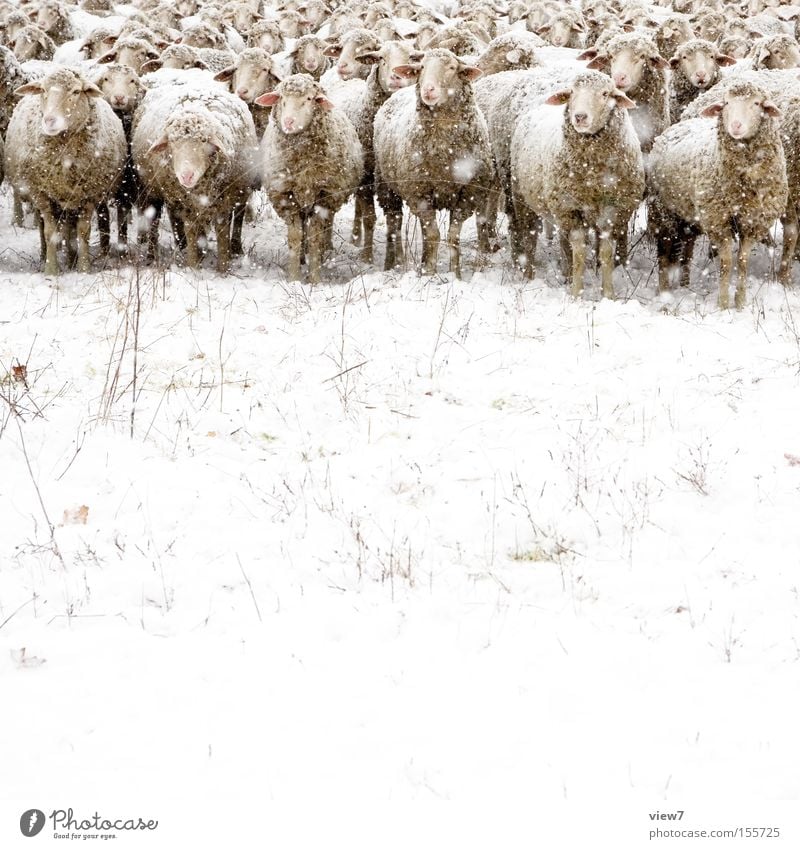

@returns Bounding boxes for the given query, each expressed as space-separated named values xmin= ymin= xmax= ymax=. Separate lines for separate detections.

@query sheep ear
xmin=255 ymin=91 xmax=280 ymax=106
xmin=140 ymin=59 xmax=162 ymax=73
xmin=669 ymin=56 xmax=681 ymax=69
xmin=207 ymin=135 xmax=230 ymax=155
xmin=537 ymin=25 xmax=551 ymax=35
xmin=146 ymin=49 xmax=160 ymax=60
xmin=716 ymin=53 xmax=736 ymax=67
xmin=763 ymin=100 xmax=781 ymax=118
xmin=323 ymin=44 xmax=342 ymax=57
xmin=585 ymin=55 xmax=608 ymax=70
xmin=97 ymin=50 xmax=117 ymax=64
xmin=14 ymin=82 xmax=44 ymax=97
xmin=613 ymin=91 xmax=636 ymax=109
xmin=649 ymin=55 xmax=670 ymax=69
xmin=577 ymin=48 xmax=598 ymax=61
xmin=314 ymin=94 xmax=334 ymax=110
xmin=148 ymin=136 xmax=169 ymax=153
xmin=392 ymin=63 xmax=421 ymax=78
xmin=194 ymin=59 xmax=209 ymax=70
xmin=214 ymin=66 xmax=236 ymax=81
xmin=699 ymin=102 xmax=724 ymax=118
xmin=354 ymin=50 xmax=381 ymax=65
xmin=83 ymin=82 xmax=104 ymax=98
xmin=545 ymin=89 xmax=572 ymax=105
xmin=459 ymin=64 xmax=482 ymax=81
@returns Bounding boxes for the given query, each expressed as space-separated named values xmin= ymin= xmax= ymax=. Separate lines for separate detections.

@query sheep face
xmin=299 ymin=0 xmax=330 ymax=30
xmin=327 ymin=31 xmax=381 ymax=81
xmin=671 ymin=42 xmax=734 ymax=89
xmin=16 ymin=72 xmax=103 ymax=137
xmin=603 ymin=46 xmax=667 ymax=92
xmin=248 ymin=22 xmax=283 ymax=53
xmin=292 ymin=38 xmax=326 ymax=74
xmin=225 ymin=4 xmax=262 ymax=34
xmin=756 ymin=38 xmax=800 ymax=70
xmin=356 ymin=41 xmax=422 ymax=92
xmin=148 ymin=117 xmax=227 ymax=190
xmin=34 ymin=3 xmax=63 ymax=37
xmin=277 ymin=11 xmax=307 ymax=39
xmin=395 ymin=50 xmax=482 ymax=109
xmin=175 ymin=0 xmax=198 ymax=15
xmin=95 ymin=65 xmax=142 ymax=113
xmin=11 ymin=26 xmax=52 ymax=62
xmin=541 ymin=14 xmax=584 ymax=48
xmin=546 ymin=74 xmax=635 ymax=135
xmin=100 ymin=40 xmax=160 ymax=74
xmin=82 ymin=33 xmax=119 ymax=60
xmin=476 ymin=40 xmax=537 ymax=76
xmin=700 ymin=88 xmax=781 ymax=141
xmin=255 ymin=76 xmax=333 ymax=135
xmin=181 ymin=24 xmax=227 ymax=50
xmin=215 ymin=52 xmax=280 ymax=104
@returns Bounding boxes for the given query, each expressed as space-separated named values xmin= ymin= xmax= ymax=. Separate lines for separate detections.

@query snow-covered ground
xmin=1 ymin=187 xmax=799 ymax=845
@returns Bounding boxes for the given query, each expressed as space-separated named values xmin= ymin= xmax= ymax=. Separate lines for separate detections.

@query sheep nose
xmin=337 ymin=63 xmax=349 ymax=75
xmin=283 ymin=116 xmax=296 ymax=131
xmin=573 ymin=112 xmax=588 ymax=125
xmin=731 ymin=119 xmax=743 ymax=134
xmin=179 ymin=169 xmax=196 ymax=187
xmin=696 ymin=73 xmax=706 ymax=84
xmin=236 ymin=87 xmax=249 ymax=98
xmin=613 ymin=73 xmax=628 ymax=88
xmin=113 ymin=94 xmax=125 ymax=105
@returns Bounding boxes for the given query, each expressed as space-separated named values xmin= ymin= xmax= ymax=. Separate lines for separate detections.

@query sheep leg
xmin=118 ymin=200 xmax=131 ymax=251
xmin=357 ymin=186 xmax=376 ymax=262
xmin=97 ymin=202 xmax=110 ymax=256
xmin=569 ymin=225 xmax=586 ymax=298
xmin=615 ymin=226 xmax=628 ymax=267
xmin=352 ymin=192 xmax=364 ymax=247
xmin=380 ymin=187 xmax=404 ymax=270
xmin=599 ymin=232 xmax=615 ymax=300
xmin=13 ymin=190 xmax=24 ymax=227
xmin=558 ymin=229 xmax=572 ymax=282
xmin=215 ymin=212 xmax=231 ymax=274
xmin=65 ymin=212 xmax=78 ymax=269
xmin=447 ymin=207 xmax=467 ymax=279
xmin=417 ymin=207 xmax=440 ymax=275
xmin=38 ymin=200 xmax=59 ymax=277
xmin=231 ymin=203 xmax=246 ymax=256
xmin=307 ymin=213 xmax=325 ymax=285
xmin=170 ymin=211 xmax=187 ymax=252
xmin=511 ymin=201 xmax=538 ymax=276
xmin=735 ymin=236 xmax=752 ymax=310
xmin=146 ymin=199 xmax=163 ymax=261
xmin=77 ymin=205 xmax=93 ymax=273
xmin=184 ymin=221 xmax=200 ymax=269
xmin=716 ymin=237 xmax=733 ymax=309
xmin=286 ymin=212 xmax=303 ymax=281
xmin=779 ymin=209 xmax=798 ymax=286
xmin=323 ymin=211 xmax=333 ymax=255
xmin=680 ymin=233 xmax=696 ymax=288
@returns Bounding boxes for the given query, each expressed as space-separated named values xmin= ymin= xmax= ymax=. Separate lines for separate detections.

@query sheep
xmin=649 ymin=80 xmax=788 ymax=308
xmin=323 ymin=27 xmax=381 ymax=81
xmin=276 ymin=10 xmax=309 ymax=39
xmin=140 ymin=45 xmax=210 ymax=74
xmin=214 ymin=47 xmax=282 ymax=137
xmin=718 ymin=35 xmax=750 ymax=60
xmin=221 ymin=1 xmax=263 ymax=35
xmin=256 ymin=73 xmax=364 ymax=282
xmin=98 ymin=37 xmax=160 ymax=74
xmin=1 ymin=11 xmax=31 ymax=46
xmin=31 ymin=0 xmax=73 ymax=46
xmin=288 ymin=34 xmax=331 ymax=81
xmin=4 ymin=67 xmax=126 ymax=274
xmin=654 ymin=14 xmax=694 ymax=62
xmin=747 ymin=33 xmax=800 ymax=70
xmin=510 ymin=70 xmax=645 ymax=297
xmin=583 ymin=33 xmax=670 ymax=151
xmin=475 ymin=30 xmax=543 ymax=76
xmin=93 ymin=63 xmax=145 ymax=251
xmin=131 ymin=82 xmax=259 ymax=271
xmin=425 ymin=22 xmax=487 ymax=57
xmin=180 ymin=22 xmax=229 ymax=51
xmin=9 ymin=25 xmax=55 ymax=62
xmin=693 ymin=10 xmax=726 ymax=44
xmin=669 ymin=39 xmax=735 ymax=123
xmin=474 ymin=65 xmax=575 ymax=255
xmin=332 ymin=38 xmax=419 ymax=261
xmin=373 ymin=48 xmax=494 ymax=277
xmin=247 ymin=19 xmax=285 ymax=53
xmin=538 ymin=9 xmax=587 ymax=50
xmin=78 ymin=25 xmax=120 ymax=60
xmin=682 ymin=68 xmax=800 ymax=288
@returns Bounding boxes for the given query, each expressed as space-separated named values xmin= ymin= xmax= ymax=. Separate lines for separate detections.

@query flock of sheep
xmin=0 ymin=0 xmax=799 ymax=306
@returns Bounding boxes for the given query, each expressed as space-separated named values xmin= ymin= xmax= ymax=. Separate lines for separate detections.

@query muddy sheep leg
xmin=417 ymin=206 xmax=440 ymax=275
xmin=286 ymin=211 xmax=303 ymax=281
xmin=77 ymin=204 xmax=94 ymax=273
xmin=735 ymin=235 xmax=753 ymax=310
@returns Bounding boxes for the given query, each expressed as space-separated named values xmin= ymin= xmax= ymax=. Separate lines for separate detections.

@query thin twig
xmin=236 ymin=554 xmax=262 ymax=623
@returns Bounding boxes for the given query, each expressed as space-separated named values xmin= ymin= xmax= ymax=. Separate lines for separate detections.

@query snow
xmin=1 ymin=131 xmax=800 ymax=842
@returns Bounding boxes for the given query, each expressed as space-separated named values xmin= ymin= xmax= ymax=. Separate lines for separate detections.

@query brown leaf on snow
xmin=62 ymin=505 xmax=89 ymax=525
xmin=784 ymin=453 xmax=800 ymax=467
xmin=10 ymin=647 xmax=46 ymax=668
xmin=12 ymin=364 xmax=27 ymax=384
